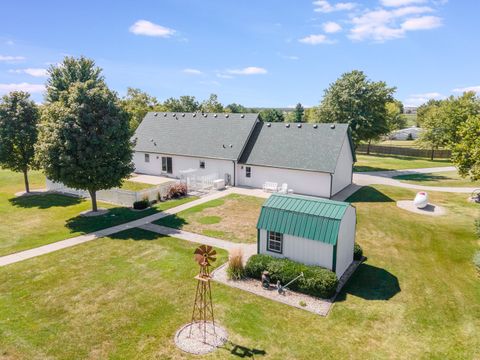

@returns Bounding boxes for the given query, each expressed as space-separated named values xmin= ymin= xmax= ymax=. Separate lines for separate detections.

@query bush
xmin=167 ymin=183 xmax=187 ymax=199
xmin=245 ymin=254 xmax=338 ymax=299
xmin=354 ymin=243 xmax=363 ymax=260
xmin=133 ymin=199 xmax=149 ymax=210
xmin=227 ymin=248 xmax=245 ymax=280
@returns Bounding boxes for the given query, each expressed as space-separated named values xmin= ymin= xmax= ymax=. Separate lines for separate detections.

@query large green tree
xmin=163 ymin=95 xmax=199 ymax=113
xmin=0 ymin=91 xmax=39 ymax=193
xmin=200 ymin=94 xmax=224 ymax=113
xmin=385 ymin=101 xmax=407 ymax=132
xmin=37 ymin=57 xmax=133 ymax=212
xmin=317 ymin=70 xmax=395 ymax=146
xmin=293 ymin=103 xmax=305 ymax=122
xmin=452 ymin=115 xmax=480 ymax=181
xmin=259 ymin=108 xmax=284 ymax=122
xmin=225 ymin=103 xmax=248 ymax=113
xmin=120 ymin=87 xmax=160 ymax=133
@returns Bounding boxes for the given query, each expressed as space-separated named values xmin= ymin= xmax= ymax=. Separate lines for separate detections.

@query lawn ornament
xmin=261 ymin=271 xmax=270 ymax=289
xmin=190 ymin=245 xmax=217 ymax=343
xmin=471 ymin=189 xmax=480 ymax=203
xmin=277 ymin=272 xmax=304 ymax=294
xmin=413 ymin=191 xmax=429 ymax=209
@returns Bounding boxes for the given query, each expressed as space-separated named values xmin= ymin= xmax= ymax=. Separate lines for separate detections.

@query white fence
xmin=184 ymin=173 xmax=219 ymax=191
xmin=46 ymin=179 xmax=177 ymax=207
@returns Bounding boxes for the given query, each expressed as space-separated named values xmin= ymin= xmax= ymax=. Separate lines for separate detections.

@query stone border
xmin=174 ymin=321 xmax=228 ymax=355
xmin=396 ymin=200 xmax=446 ymax=216
xmin=211 ymin=259 xmax=362 ymax=317
xmin=79 ymin=208 xmax=109 ymax=217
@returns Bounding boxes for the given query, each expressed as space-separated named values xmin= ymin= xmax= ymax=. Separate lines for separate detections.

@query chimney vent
xmin=330 ymin=124 xmax=336 ymax=129
xmin=285 ymin=123 xmax=290 ymax=128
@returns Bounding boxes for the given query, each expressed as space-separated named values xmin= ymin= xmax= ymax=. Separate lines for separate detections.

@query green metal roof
xmin=256 ymin=194 xmax=350 ymax=245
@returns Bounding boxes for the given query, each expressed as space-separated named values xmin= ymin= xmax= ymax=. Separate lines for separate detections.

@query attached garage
xmin=256 ymin=193 xmax=356 ymax=278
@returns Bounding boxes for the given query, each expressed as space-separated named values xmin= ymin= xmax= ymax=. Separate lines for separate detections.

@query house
xmin=256 ymin=193 xmax=356 ymax=278
xmin=389 ymin=126 xmax=423 ymax=140
xmin=132 ymin=112 xmax=356 ymax=198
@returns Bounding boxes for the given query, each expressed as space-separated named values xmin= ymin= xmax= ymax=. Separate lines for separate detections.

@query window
xmin=162 ymin=156 xmax=173 ymax=174
xmin=246 ymin=166 xmax=251 ymax=178
xmin=267 ymin=231 xmax=283 ymax=253
xmin=199 ymin=160 xmax=206 ymax=169
xmin=144 ymin=154 xmax=150 ymax=163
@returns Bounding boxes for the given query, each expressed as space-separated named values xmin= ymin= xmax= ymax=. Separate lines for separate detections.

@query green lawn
xmin=0 ymin=185 xmax=479 ymax=358
xmin=155 ymin=193 xmax=265 ymax=243
xmin=354 ymin=154 xmax=452 ymax=172
xmin=377 ymin=140 xmax=422 ymax=148
xmin=0 ymin=169 xmax=197 ymax=256
xmin=119 ymin=180 xmax=156 ymax=191
xmin=393 ymin=170 xmax=480 ymax=188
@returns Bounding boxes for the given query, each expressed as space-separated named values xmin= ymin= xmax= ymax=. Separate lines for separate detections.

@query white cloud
xmin=313 ymin=1 xmax=357 ymax=13
xmin=348 ymin=6 xmax=440 ymax=42
xmin=0 ymin=55 xmax=26 ymax=63
xmin=401 ymin=16 xmax=442 ymax=30
xmin=5 ymin=40 xmax=14 ymax=46
xmin=452 ymin=85 xmax=480 ymax=94
xmin=299 ymin=34 xmax=336 ymax=45
xmin=281 ymin=54 xmax=300 ymax=60
xmin=323 ymin=21 xmax=342 ymax=33
xmin=216 ymin=73 xmax=234 ymax=79
xmin=226 ymin=67 xmax=267 ymax=75
xmin=129 ymin=20 xmax=175 ymax=37
xmin=9 ymin=68 xmax=48 ymax=77
xmin=182 ymin=68 xmax=203 ymax=75
xmin=381 ymin=0 xmax=427 ymax=6
xmin=404 ymin=92 xmax=444 ymax=106
xmin=0 ymin=82 xmax=45 ymax=95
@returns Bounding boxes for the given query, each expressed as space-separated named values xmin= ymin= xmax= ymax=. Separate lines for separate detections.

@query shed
xmin=256 ymin=193 xmax=356 ymax=277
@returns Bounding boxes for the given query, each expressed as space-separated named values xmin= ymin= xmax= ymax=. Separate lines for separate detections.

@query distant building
xmin=403 ymin=106 xmax=417 ymax=114
xmin=389 ymin=126 xmax=423 ymax=140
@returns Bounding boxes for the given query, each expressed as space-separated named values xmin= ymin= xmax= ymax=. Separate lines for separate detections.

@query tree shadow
xmin=154 ymin=214 xmax=188 ymax=229
xmin=221 ymin=341 xmax=267 ymax=359
xmin=107 ymin=228 xmax=162 ymax=241
xmin=346 ymin=186 xmax=394 ymax=203
xmin=9 ymin=193 xmax=82 ymax=209
xmin=393 ymin=173 xmax=450 ymax=182
xmin=336 ymin=263 xmax=400 ymax=302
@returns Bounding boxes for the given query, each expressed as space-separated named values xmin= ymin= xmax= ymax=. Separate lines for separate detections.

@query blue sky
xmin=0 ymin=0 xmax=478 ymax=107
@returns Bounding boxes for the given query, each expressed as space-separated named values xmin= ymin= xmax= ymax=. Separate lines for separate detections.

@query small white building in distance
xmin=256 ymin=193 xmax=356 ymax=277
xmin=132 ymin=112 xmax=356 ymax=198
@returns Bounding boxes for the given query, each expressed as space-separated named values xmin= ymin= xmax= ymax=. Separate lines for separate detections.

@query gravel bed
xmin=174 ymin=321 xmax=228 ymax=355
xmin=397 ymin=200 xmax=446 ymax=216
xmin=212 ymin=260 xmax=362 ymax=317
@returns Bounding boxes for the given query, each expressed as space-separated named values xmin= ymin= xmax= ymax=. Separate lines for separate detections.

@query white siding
xmin=133 ymin=151 xmax=235 ymax=183
xmin=331 ymin=137 xmax=354 ymax=196
xmin=237 ymin=165 xmax=332 ymax=198
xmin=335 ymin=206 xmax=356 ymax=277
xmin=259 ymin=229 xmax=334 ymax=270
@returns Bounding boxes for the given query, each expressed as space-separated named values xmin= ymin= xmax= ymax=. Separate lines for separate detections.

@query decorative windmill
xmin=189 ymin=244 xmax=217 ymax=343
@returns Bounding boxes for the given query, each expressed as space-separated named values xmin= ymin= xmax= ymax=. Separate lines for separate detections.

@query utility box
xmin=213 ymin=179 xmax=226 ymax=190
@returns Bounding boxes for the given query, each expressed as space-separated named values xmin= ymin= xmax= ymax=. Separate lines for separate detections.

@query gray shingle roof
xmin=133 ymin=112 xmax=259 ymax=160
xmin=238 ymin=122 xmax=354 ymax=173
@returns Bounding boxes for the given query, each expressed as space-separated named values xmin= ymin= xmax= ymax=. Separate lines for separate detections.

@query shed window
xmin=267 ymin=231 xmax=283 ymax=253
xmin=199 ymin=160 xmax=206 ymax=169
xmin=144 ymin=154 xmax=150 ymax=163
xmin=246 ymin=166 xmax=251 ymax=178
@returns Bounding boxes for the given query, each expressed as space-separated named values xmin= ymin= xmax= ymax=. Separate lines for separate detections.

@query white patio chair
xmin=278 ymin=183 xmax=288 ymax=194
xmin=263 ymin=182 xmax=278 ymax=192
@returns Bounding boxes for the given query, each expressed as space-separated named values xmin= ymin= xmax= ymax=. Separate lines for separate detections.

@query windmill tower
xmin=189 ymin=245 xmax=217 ymax=343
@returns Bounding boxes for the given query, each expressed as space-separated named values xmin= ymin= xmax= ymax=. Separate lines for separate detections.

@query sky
xmin=0 ymin=0 xmax=478 ymax=108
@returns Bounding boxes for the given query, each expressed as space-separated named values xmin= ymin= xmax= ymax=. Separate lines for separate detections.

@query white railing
xmin=184 ymin=173 xmax=219 ymax=191
xmin=46 ymin=179 xmax=177 ymax=207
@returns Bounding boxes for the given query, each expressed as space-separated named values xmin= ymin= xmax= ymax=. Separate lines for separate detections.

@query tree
xmin=259 ymin=108 xmax=284 ymax=122
xmin=452 ymin=115 xmax=480 ymax=181
xmin=293 ymin=103 xmax=305 ymax=122
xmin=417 ymin=102 xmax=446 ymax=160
xmin=37 ymin=57 xmax=133 ymax=212
xmin=46 ymin=56 xmax=103 ymax=103
xmin=200 ymin=94 xmax=224 ymax=113
xmin=385 ymin=101 xmax=407 ymax=132
xmin=317 ymin=70 xmax=395 ymax=147
xmin=120 ymin=87 xmax=159 ymax=133
xmin=163 ymin=95 xmax=199 ymax=113
xmin=0 ymin=91 xmax=39 ymax=193
xmin=225 ymin=103 xmax=247 ymax=113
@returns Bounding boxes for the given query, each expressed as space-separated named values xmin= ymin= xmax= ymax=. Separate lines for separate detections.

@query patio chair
xmin=278 ymin=183 xmax=288 ymax=194
xmin=263 ymin=181 xmax=278 ymax=192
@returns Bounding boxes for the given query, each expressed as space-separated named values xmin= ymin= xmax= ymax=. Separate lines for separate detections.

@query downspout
xmin=232 ymin=160 xmax=236 ymax=186
xmin=329 ymin=173 xmax=333 ymax=198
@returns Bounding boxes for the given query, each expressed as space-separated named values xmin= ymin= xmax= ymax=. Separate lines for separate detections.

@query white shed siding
xmin=133 ymin=151 xmax=235 ymax=182
xmin=335 ymin=206 xmax=356 ymax=277
xmin=237 ymin=165 xmax=332 ymax=198
xmin=331 ymin=137 xmax=354 ymax=196
xmin=259 ymin=229 xmax=334 ymax=269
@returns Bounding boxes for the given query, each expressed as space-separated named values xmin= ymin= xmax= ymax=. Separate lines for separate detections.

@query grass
xmin=354 ymin=154 xmax=453 ymax=172
xmin=119 ymin=180 xmax=156 ymax=191
xmin=0 ymin=168 xmax=198 ymax=256
xmin=0 ymin=185 xmax=479 ymax=358
xmin=155 ymin=193 xmax=265 ymax=243
xmin=393 ymin=171 xmax=480 ymax=188
xmin=377 ymin=140 xmax=422 ymax=147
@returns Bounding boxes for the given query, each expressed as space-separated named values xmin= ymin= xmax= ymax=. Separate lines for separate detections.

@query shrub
xmin=245 ymin=254 xmax=338 ymax=299
xmin=227 ymin=248 xmax=245 ymax=280
xmin=354 ymin=243 xmax=363 ymax=261
xmin=167 ymin=183 xmax=187 ymax=199
xmin=133 ymin=199 xmax=149 ymax=210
